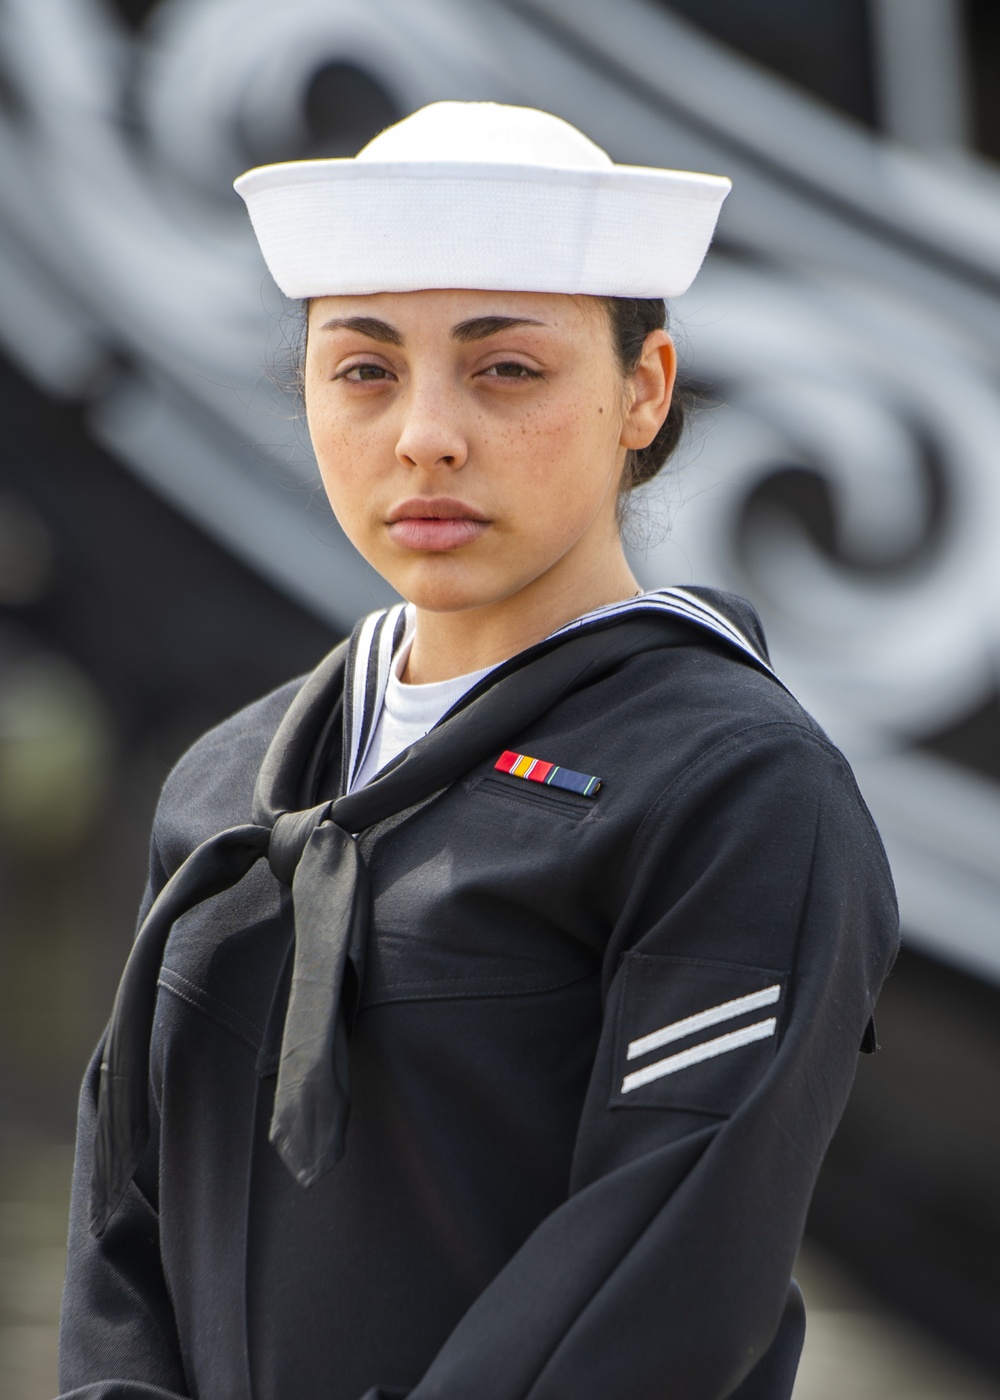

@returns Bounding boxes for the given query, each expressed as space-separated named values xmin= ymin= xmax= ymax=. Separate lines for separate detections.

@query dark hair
xmin=600 ymin=297 xmax=687 ymax=494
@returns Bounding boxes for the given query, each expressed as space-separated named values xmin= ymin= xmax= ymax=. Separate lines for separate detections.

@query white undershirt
xmin=351 ymin=619 xmax=494 ymax=790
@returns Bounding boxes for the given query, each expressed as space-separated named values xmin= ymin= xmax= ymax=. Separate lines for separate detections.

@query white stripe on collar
xmin=342 ymin=589 xmax=775 ymax=792
xmin=546 ymin=587 xmax=773 ymax=675
xmin=344 ymin=602 xmax=407 ymax=791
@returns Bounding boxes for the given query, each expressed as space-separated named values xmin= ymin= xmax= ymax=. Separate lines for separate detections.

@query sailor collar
xmin=342 ymin=586 xmax=778 ymax=794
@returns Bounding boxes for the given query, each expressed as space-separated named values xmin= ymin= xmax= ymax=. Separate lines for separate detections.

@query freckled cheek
xmin=312 ymin=434 xmax=384 ymax=535
xmin=311 ymin=411 xmax=384 ymax=483
xmin=489 ymin=395 xmax=594 ymax=455
xmin=545 ymin=388 xmax=612 ymax=440
xmin=507 ymin=395 xmax=611 ymax=475
xmin=311 ymin=404 xmax=370 ymax=452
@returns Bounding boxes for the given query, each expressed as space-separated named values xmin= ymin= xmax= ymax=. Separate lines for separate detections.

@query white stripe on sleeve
xmin=626 ymin=984 xmax=781 ymax=1061
xmin=621 ymin=1017 xmax=778 ymax=1094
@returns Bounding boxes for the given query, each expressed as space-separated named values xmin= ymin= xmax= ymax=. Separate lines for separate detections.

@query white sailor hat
xmin=234 ymin=100 xmax=731 ymax=301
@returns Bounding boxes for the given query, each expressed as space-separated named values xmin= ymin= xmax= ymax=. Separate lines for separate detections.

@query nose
xmin=394 ymin=377 xmax=468 ymax=473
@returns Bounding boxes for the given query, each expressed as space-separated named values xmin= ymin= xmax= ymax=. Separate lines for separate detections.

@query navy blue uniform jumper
xmin=58 ymin=589 xmax=899 ymax=1400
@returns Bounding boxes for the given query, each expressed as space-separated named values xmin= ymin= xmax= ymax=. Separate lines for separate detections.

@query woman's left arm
xmin=367 ymin=722 xmax=899 ymax=1400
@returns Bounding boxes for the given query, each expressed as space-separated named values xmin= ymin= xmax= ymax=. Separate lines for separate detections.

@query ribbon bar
xmin=494 ymin=750 xmax=601 ymax=797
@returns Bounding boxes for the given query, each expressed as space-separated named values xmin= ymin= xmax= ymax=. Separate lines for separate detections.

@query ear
xmin=620 ymin=331 xmax=677 ymax=451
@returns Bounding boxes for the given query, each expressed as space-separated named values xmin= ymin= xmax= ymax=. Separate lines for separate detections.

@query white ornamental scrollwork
xmin=639 ymin=257 xmax=1000 ymax=750
xmin=137 ymin=0 xmax=512 ymax=191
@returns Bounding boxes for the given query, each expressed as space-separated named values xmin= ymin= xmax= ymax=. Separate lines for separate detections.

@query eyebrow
xmin=451 ymin=315 xmax=546 ymax=342
xmin=318 ymin=314 xmax=546 ymax=346
xmin=319 ymin=316 xmax=403 ymax=345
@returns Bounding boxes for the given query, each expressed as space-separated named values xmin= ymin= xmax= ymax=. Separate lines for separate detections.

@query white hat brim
xmin=234 ymin=159 xmax=731 ymax=301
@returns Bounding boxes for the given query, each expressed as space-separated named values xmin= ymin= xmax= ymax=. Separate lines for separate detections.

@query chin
xmin=388 ymin=562 xmax=518 ymax=615
xmin=399 ymin=582 xmax=501 ymax=614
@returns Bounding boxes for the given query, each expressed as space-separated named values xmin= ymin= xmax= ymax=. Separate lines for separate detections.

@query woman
xmin=58 ymin=102 xmax=898 ymax=1400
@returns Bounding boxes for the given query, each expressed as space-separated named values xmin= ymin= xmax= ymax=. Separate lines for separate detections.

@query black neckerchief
xmin=91 ymin=590 xmax=778 ymax=1236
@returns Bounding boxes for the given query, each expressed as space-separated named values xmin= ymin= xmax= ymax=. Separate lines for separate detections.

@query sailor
xmin=58 ymin=102 xmax=898 ymax=1400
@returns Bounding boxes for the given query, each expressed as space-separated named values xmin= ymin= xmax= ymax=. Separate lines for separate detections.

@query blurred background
xmin=1 ymin=0 xmax=999 ymax=1395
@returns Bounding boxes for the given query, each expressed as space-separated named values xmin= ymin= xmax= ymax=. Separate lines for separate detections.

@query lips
xmin=386 ymin=497 xmax=490 ymax=552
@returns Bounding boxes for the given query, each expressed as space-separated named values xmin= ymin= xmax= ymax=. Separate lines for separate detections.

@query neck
xmin=402 ymin=545 xmax=640 ymax=684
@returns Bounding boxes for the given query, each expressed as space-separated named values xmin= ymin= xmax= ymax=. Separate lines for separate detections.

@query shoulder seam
xmin=613 ymin=720 xmax=859 ymax=913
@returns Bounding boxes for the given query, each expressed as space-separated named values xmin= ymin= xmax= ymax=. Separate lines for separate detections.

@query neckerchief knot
xmin=268 ymin=802 xmax=335 ymax=886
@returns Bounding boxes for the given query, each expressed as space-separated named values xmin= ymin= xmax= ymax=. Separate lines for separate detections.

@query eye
xmin=335 ymin=362 xmax=394 ymax=383
xmin=479 ymin=361 xmax=543 ymax=380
